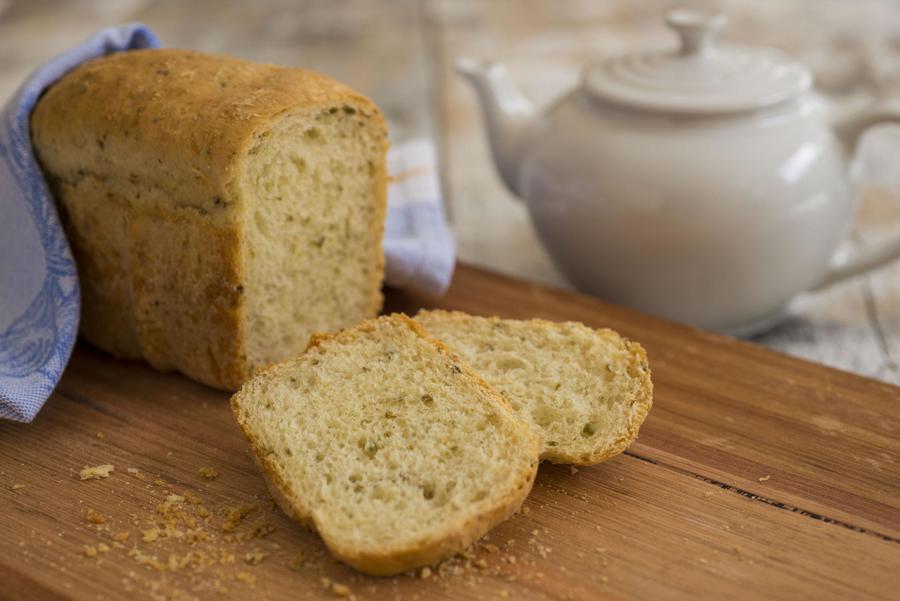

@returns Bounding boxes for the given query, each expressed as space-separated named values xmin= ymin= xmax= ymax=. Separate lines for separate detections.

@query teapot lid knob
xmin=666 ymin=9 xmax=727 ymax=57
xmin=582 ymin=8 xmax=810 ymax=114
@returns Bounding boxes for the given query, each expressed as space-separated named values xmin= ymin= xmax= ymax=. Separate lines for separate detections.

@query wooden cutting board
xmin=1 ymin=264 xmax=898 ymax=601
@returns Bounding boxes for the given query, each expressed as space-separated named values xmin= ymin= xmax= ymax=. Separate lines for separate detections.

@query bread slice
xmin=415 ymin=310 xmax=653 ymax=465
xmin=231 ymin=314 xmax=540 ymax=576
xmin=31 ymin=49 xmax=388 ymax=389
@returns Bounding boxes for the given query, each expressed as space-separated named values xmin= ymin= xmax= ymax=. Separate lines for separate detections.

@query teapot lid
xmin=583 ymin=10 xmax=812 ymax=115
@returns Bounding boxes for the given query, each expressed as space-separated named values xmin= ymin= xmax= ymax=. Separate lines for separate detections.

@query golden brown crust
xmin=230 ymin=314 xmax=540 ymax=576
xmin=31 ymin=49 xmax=388 ymax=390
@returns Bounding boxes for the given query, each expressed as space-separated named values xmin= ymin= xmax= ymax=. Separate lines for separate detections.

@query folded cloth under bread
xmin=0 ymin=24 xmax=456 ymax=422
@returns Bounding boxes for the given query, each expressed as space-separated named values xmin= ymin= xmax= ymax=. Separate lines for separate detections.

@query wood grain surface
xmin=1 ymin=264 xmax=898 ymax=601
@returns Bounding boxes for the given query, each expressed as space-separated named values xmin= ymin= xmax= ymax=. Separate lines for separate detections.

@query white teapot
xmin=459 ymin=10 xmax=900 ymax=335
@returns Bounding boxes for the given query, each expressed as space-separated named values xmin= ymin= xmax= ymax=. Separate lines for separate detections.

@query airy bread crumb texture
xmin=241 ymin=104 xmax=386 ymax=370
xmin=415 ymin=311 xmax=653 ymax=465
xmin=231 ymin=314 xmax=540 ymax=575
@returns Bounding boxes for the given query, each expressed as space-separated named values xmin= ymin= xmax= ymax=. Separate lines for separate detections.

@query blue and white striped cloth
xmin=0 ymin=24 xmax=455 ymax=422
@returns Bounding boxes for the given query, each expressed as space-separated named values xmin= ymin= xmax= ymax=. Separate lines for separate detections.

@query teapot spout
xmin=457 ymin=58 xmax=537 ymax=197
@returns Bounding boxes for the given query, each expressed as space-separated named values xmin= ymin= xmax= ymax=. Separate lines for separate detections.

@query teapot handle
xmin=812 ymin=103 xmax=900 ymax=290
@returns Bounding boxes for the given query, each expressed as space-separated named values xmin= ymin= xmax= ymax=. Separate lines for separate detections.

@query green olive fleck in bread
xmin=31 ymin=49 xmax=389 ymax=390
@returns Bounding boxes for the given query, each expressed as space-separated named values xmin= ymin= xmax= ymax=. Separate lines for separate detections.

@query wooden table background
xmin=2 ymin=265 xmax=899 ymax=601
xmin=3 ymin=0 xmax=900 ymax=383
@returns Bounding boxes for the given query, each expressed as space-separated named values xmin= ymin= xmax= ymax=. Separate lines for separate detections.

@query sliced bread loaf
xmin=415 ymin=310 xmax=653 ymax=465
xmin=231 ymin=314 xmax=540 ymax=576
xmin=32 ymin=49 xmax=388 ymax=390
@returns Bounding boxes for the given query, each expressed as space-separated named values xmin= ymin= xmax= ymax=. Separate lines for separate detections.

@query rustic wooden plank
xmin=1 ymin=264 xmax=899 ymax=600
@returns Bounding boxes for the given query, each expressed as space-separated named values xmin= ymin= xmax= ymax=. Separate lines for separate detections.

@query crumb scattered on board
xmin=198 ymin=466 xmax=219 ymax=480
xmin=85 ymin=508 xmax=106 ymax=524
xmin=79 ymin=464 xmax=114 ymax=480
xmin=57 ymin=456 xmax=560 ymax=599
xmin=757 ymin=475 xmax=771 ymax=482
xmin=11 ymin=483 xmax=26 ymax=491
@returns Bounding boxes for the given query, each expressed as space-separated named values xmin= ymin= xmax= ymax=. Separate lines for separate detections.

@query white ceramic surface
xmin=458 ymin=9 xmax=900 ymax=334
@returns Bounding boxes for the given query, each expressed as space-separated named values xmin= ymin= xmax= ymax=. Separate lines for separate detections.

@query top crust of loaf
xmin=416 ymin=310 xmax=653 ymax=465
xmin=32 ymin=48 xmax=387 ymax=220
xmin=231 ymin=314 xmax=540 ymax=576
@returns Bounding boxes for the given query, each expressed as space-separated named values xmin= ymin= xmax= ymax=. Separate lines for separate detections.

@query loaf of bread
xmin=31 ymin=49 xmax=389 ymax=389
xmin=231 ymin=314 xmax=540 ymax=575
xmin=416 ymin=311 xmax=653 ymax=464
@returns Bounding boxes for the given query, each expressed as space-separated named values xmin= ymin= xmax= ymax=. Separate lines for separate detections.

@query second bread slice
xmin=416 ymin=310 xmax=653 ymax=465
xmin=231 ymin=314 xmax=540 ymax=575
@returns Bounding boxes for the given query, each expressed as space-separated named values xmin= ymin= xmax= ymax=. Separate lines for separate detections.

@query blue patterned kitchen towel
xmin=0 ymin=24 xmax=455 ymax=422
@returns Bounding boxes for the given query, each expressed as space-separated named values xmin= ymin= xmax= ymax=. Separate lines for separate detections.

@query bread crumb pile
xmin=72 ymin=464 xmax=336 ymax=599
xmin=62 ymin=458 xmax=585 ymax=599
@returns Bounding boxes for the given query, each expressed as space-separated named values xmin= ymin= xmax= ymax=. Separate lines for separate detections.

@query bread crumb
xmin=595 ymin=547 xmax=606 ymax=553
xmin=142 ymin=528 xmax=160 ymax=542
xmin=570 ymin=466 xmax=578 ymax=475
xmin=757 ymin=475 xmax=771 ymax=482
xmin=184 ymin=491 xmax=203 ymax=505
xmin=322 ymin=578 xmax=352 ymax=597
xmin=419 ymin=566 xmax=432 ymax=579
xmin=474 ymin=558 xmax=488 ymax=569
xmin=113 ymin=531 xmax=130 ymax=542
xmin=97 ymin=543 xmax=110 ymax=553
xmin=499 ymin=591 xmax=509 ymax=599
xmin=236 ymin=571 xmax=256 ymax=585
xmin=129 ymin=548 xmax=165 ymax=571
xmin=244 ymin=550 xmax=266 ymax=565
xmin=126 ymin=467 xmax=146 ymax=480
xmin=85 ymin=508 xmax=106 ymax=524
xmin=96 ymin=432 xmax=105 ymax=439
xmin=699 ymin=558 xmax=708 ymax=564
xmin=198 ymin=467 xmax=219 ymax=480
xmin=11 ymin=484 xmax=26 ymax=491
xmin=222 ymin=503 xmax=257 ymax=532
xmin=83 ymin=545 xmax=98 ymax=558
xmin=79 ymin=464 xmax=114 ymax=480
xmin=288 ymin=552 xmax=305 ymax=571
xmin=250 ymin=520 xmax=275 ymax=538
xmin=600 ymin=575 xmax=609 ymax=584
xmin=165 ymin=494 xmax=185 ymax=504
xmin=483 ymin=543 xmax=499 ymax=554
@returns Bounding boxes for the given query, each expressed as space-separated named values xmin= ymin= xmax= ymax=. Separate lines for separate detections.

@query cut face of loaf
xmin=30 ymin=49 xmax=388 ymax=389
xmin=231 ymin=315 xmax=540 ymax=576
xmin=415 ymin=311 xmax=653 ymax=465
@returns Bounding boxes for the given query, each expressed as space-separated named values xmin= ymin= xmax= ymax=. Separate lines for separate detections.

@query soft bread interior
xmin=239 ymin=104 xmax=386 ymax=370
xmin=416 ymin=311 xmax=653 ymax=465
xmin=231 ymin=315 xmax=539 ymax=574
